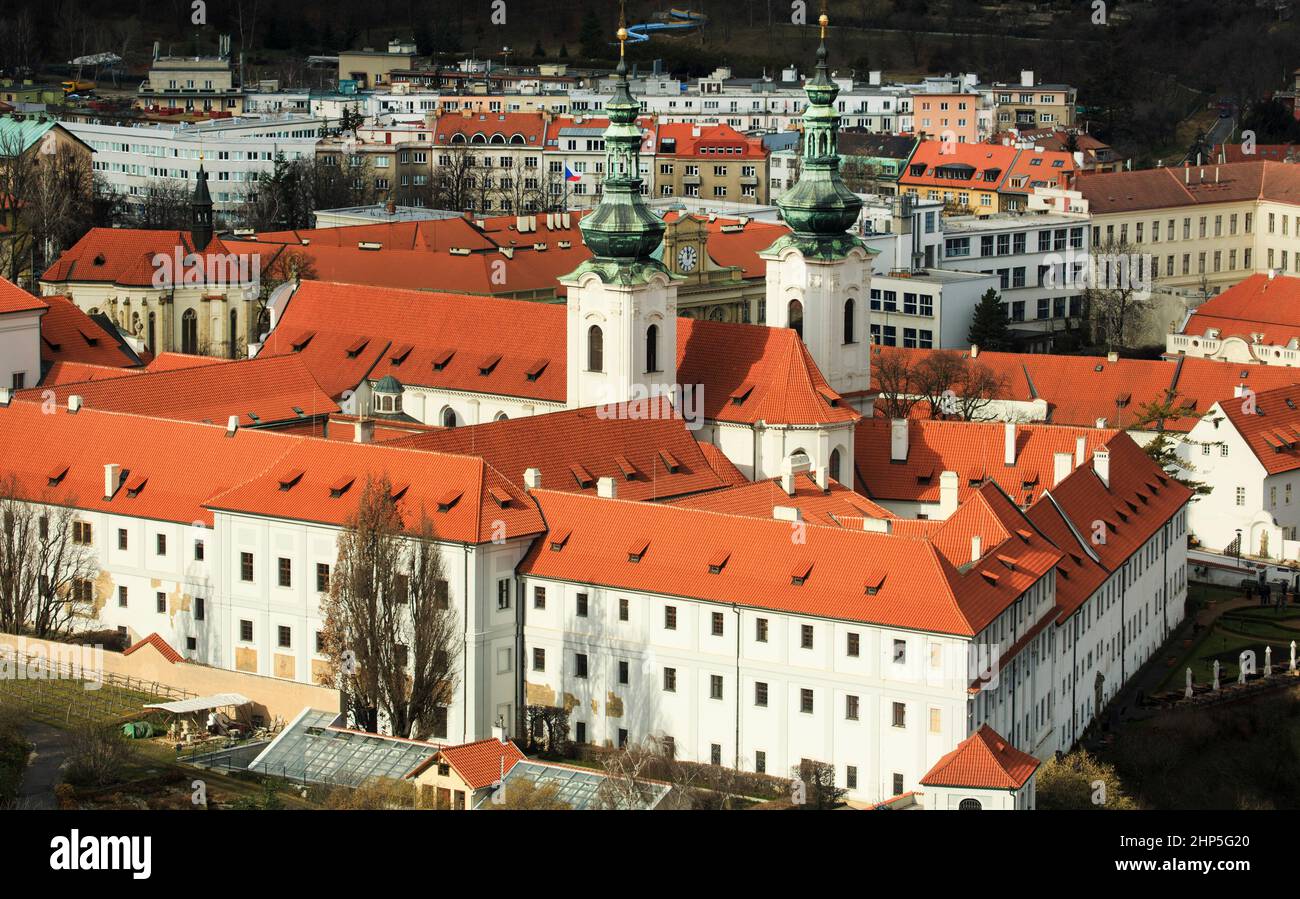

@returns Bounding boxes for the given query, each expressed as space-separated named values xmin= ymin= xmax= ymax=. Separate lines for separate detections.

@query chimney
xmin=0 ymin=387 xmax=10 ymax=406
xmin=1095 ymin=417 xmax=1108 ymax=429
xmin=523 ymin=467 xmax=542 ymax=490
xmin=1233 ymin=383 xmax=1248 ymax=398
xmin=354 ymin=418 xmax=375 ymax=444
xmin=103 ymin=463 xmax=121 ymax=500
xmin=597 ymin=476 xmax=617 ymax=498
xmin=1106 ymin=351 xmax=1118 ymax=363
xmin=890 ymin=418 xmax=909 ymax=462
xmin=491 ymin=724 xmax=507 ymax=744
xmin=1003 ymin=421 xmax=1017 ymax=466
xmin=1075 ymin=436 xmax=1086 ymax=467
xmin=971 ymin=534 xmax=982 ymax=563
xmin=815 ymin=464 xmax=829 ymax=492
xmin=1020 ymin=70 xmax=1034 ymax=87
xmin=226 ymin=414 xmax=239 ymax=436
xmin=970 ymin=344 xmax=979 ymax=358
xmin=773 ymin=505 xmax=802 ymax=522
xmin=1053 ymin=452 xmax=1072 ymax=487
xmin=68 ymin=395 xmax=83 ymax=413
xmin=1092 ymin=448 xmax=1110 ymax=488
xmin=939 ymin=470 xmax=959 ymax=518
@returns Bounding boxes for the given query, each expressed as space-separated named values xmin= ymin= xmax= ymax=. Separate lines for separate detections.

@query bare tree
xmin=480 ymin=778 xmax=572 ymax=810
xmin=872 ymin=346 xmax=922 ymax=420
xmin=1085 ymin=240 xmax=1155 ymax=351
xmin=0 ymin=475 xmax=97 ymax=638
xmin=596 ymin=735 xmax=681 ymax=809
xmin=790 ymin=758 xmax=846 ymax=809
xmin=319 ymin=476 xmax=461 ymax=741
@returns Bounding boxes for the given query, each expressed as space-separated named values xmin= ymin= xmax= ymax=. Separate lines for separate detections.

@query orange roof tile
xmin=1181 ymin=273 xmax=1300 ymax=347
xmin=1216 ymin=382 xmax=1300 ymax=474
xmin=0 ymin=278 xmax=46 ymax=315
xmin=919 ymin=724 xmax=1040 ymax=789
xmin=666 ymin=472 xmax=895 ymax=527
xmin=422 ymin=738 xmax=525 ymax=789
xmin=121 ymin=633 xmax=184 ymax=664
xmin=1076 ymin=160 xmax=1300 ymax=214
xmin=41 ymin=361 xmax=143 ymax=387
xmin=42 ymin=228 xmax=257 ymax=287
xmin=39 ymin=295 xmax=143 ymax=370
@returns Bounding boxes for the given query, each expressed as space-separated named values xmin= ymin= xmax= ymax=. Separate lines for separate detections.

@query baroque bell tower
xmin=758 ymin=4 xmax=874 ymax=403
xmin=560 ymin=8 xmax=681 ymax=411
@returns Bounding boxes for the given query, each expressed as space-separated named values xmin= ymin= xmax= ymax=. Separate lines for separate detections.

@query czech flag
xmin=564 ymin=164 xmax=582 ymax=183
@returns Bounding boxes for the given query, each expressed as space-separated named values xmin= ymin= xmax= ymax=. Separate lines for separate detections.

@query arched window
xmin=646 ymin=324 xmax=659 ymax=373
xmin=494 ymin=411 xmax=509 ymax=422
xmin=181 ymin=309 xmax=198 ymax=355
xmin=829 ymin=448 xmax=842 ymax=483
xmin=229 ymin=308 xmax=239 ymax=359
xmin=958 ymin=798 xmax=983 ymax=811
xmin=441 ymin=407 xmax=458 ymax=428
xmin=843 ymin=298 xmax=856 ymax=344
xmin=587 ymin=325 xmax=604 ymax=372
xmin=787 ymin=299 xmax=803 ymax=339
xmin=148 ymin=312 xmax=156 ymax=354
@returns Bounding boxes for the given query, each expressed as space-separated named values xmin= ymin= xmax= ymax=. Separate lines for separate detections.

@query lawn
xmin=1160 ymin=604 xmax=1300 ymax=690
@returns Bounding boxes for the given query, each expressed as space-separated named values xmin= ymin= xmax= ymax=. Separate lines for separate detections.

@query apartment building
xmin=137 ymin=50 xmax=244 ymax=115
xmin=1166 ymin=272 xmax=1300 ymax=365
xmin=899 ymin=140 xmax=1077 ymax=215
xmin=1077 ymin=161 xmax=1300 ymax=296
xmin=986 ymin=71 xmax=1077 ymax=131
xmin=653 ymin=122 xmax=769 ymax=205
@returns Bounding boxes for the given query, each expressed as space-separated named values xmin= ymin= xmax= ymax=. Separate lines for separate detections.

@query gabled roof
xmin=854 ymin=417 xmax=1117 ymax=506
xmin=898 ymin=141 xmax=1019 ymax=191
xmin=518 ymin=489 xmax=1050 ymax=636
xmin=433 ymin=111 xmax=547 ymax=146
xmin=121 ymin=633 xmax=184 ymax=664
xmin=1216 ymin=383 xmax=1300 ymax=475
xmin=42 ymin=228 xmax=255 ymax=287
xmin=1076 ymin=160 xmax=1300 ymax=214
xmin=1180 ymin=273 xmax=1300 ymax=348
xmin=411 ymin=738 xmax=525 ymax=789
xmin=41 ymin=361 xmax=143 ymax=387
xmin=655 ymin=122 xmax=767 ymax=159
xmin=39 ymin=295 xmax=144 ymax=370
xmin=384 ymin=405 xmax=735 ymax=501
xmin=23 ymin=353 xmax=339 ymax=427
xmin=919 ymin=725 xmax=1039 ymax=790
xmin=0 ymin=278 xmax=46 ymax=315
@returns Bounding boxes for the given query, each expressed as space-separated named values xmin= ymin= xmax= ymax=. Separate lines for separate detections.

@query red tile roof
xmin=666 ymin=472 xmax=895 ymax=526
xmin=423 ymin=738 xmax=525 ymax=789
xmin=39 ymin=295 xmax=143 ymax=370
xmin=854 ymin=417 xmax=1117 ymax=505
xmin=1215 ymin=382 xmax=1300 ymax=475
xmin=145 ymin=352 xmax=227 ymax=373
xmin=919 ymin=724 xmax=1039 ymax=789
xmin=433 ymin=111 xmax=547 ymax=147
xmin=42 ymin=229 xmax=257 ymax=287
xmin=385 ymin=405 xmax=735 ymax=501
xmin=266 ymin=280 xmax=853 ymax=427
xmin=654 ymin=122 xmax=768 ymax=160
xmin=0 ymin=278 xmax=46 ymax=315
xmin=694 ymin=439 xmax=749 ymax=486
xmin=1076 ymin=160 xmax=1300 ymax=215
xmin=41 ymin=361 xmax=143 ymax=387
xmin=898 ymin=141 xmax=1020 ymax=192
xmin=1180 ymin=273 xmax=1300 ymax=347
xmin=518 ymin=488 xmax=1056 ymax=636
xmin=22 ymin=353 xmax=339 ymax=427
xmin=874 ymin=345 xmax=1300 ymax=432
xmin=121 ymin=633 xmax=184 ymax=664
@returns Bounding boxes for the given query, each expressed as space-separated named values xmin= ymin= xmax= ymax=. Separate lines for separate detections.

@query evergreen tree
xmin=533 ymin=40 xmax=545 ymax=59
xmin=967 ymin=288 xmax=1011 ymax=351
xmin=1134 ymin=389 xmax=1214 ymax=498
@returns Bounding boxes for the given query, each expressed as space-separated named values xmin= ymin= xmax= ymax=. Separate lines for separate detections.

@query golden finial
xmin=618 ymin=1 xmax=628 ymax=57
xmin=819 ymin=0 xmax=829 ymax=37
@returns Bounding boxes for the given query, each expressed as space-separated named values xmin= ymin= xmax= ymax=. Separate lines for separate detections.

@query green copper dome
xmin=773 ymin=18 xmax=864 ymax=258
xmin=574 ymin=49 xmax=667 ymax=271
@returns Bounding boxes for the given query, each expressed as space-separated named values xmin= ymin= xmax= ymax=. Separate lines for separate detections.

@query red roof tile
xmin=919 ymin=724 xmax=1040 ymax=789
xmin=39 ymin=295 xmax=143 ymax=370
xmin=666 ymin=472 xmax=895 ymax=527
xmin=1181 ymin=273 xmax=1300 ymax=347
xmin=1076 ymin=160 xmax=1300 ymax=215
xmin=42 ymin=229 xmax=257 ymax=287
xmin=0 ymin=278 xmax=46 ymax=315
xmin=1216 ymin=382 xmax=1300 ymax=474
xmin=121 ymin=633 xmax=184 ymax=664
xmin=426 ymin=738 xmax=525 ymax=789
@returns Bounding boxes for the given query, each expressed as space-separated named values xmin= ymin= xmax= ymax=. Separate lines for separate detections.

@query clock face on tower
xmin=676 ymin=244 xmax=698 ymax=272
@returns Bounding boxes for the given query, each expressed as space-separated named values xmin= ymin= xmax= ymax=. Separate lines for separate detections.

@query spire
xmin=569 ymin=3 xmax=667 ymax=283
xmin=191 ymin=161 xmax=214 ymax=252
xmin=772 ymin=2 xmax=863 ymax=259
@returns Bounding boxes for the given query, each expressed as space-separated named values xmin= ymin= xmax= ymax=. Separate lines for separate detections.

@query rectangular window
xmin=755 ymin=681 xmax=768 ymax=706
xmin=755 ymin=617 xmax=768 ymax=642
xmin=893 ymin=639 xmax=907 ymax=664
xmin=316 ymin=563 xmax=330 ymax=593
xmin=893 ymin=773 xmax=904 ymax=795
xmin=117 ymin=528 xmax=128 ymax=550
xmin=497 ymin=579 xmax=510 ymax=609
xmin=156 ymin=592 xmax=166 ymax=614
xmin=576 ymin=593 xmax=588 ymax=617
xmin=72 ymin=521 xmax=92 ymax=545
xmin=710 ymin=674 xmax=723 ymax=700
xmin=277 ymin=557 xmax=292 ymax=588
xmin=847 ymin=765 xmax=858 ymax=789
xmin=711 ymin=611 xmax=724 ymax=636
xmin=664 ymin=606 xmax=677 ymax=630
xmin=846 ymin=695 xmax=860 ymax=720
xmin=532 ymin=647 xmax=545 ymax=671
xmin=195 ymin=596 xmax=205 ymax=621
xmin=240 ymin=552 xmax=254 ymax=582
xmin=618 ymin=597 xmax=629 ymax=621
xmin=118 ymin=586 xmax=127 ymax=608
xmin=239 ymin=619 xmax=253 ymax=642
xmin=533 ymin=586 xmax=546 ymax=609
xmin=847 ymin=632 xmax=860 ymax=657
xmin=756 ymin=750 xmax=766 ymax=773
xmin=574 ymin=652 xmax=588 ymax=678
xmin=800 ymin=688 xmax=814 ymax=714
xmin=892 ymin=701 xmax=907 ymax=728
xmin=618 ymin=660 xmax=629 ymax=685
xmin=929 ymin=707 xmax=942 ymax=734
xmin=800 ymin=624 xmax=814 ymax=649
xmin=575 ymin=722 xmax=586 ymax=744
xmin=278 ymin=626 xmax=291 ymax=648
xmin=156 ymin=533 xmax=167 ymax=555
xmin=194 ymin=539 xmax=205 ymax=561
xmin=663 ymin=667 xmax=677 ymax=692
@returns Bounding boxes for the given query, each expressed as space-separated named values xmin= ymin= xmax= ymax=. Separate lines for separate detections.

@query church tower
xmin=191 ymin=163 xmax=214 ymax=252
xmin=758 ymin=6 xmax=874 ymax=403
xmin=561 ymin=12 xmax=680 ymax=411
